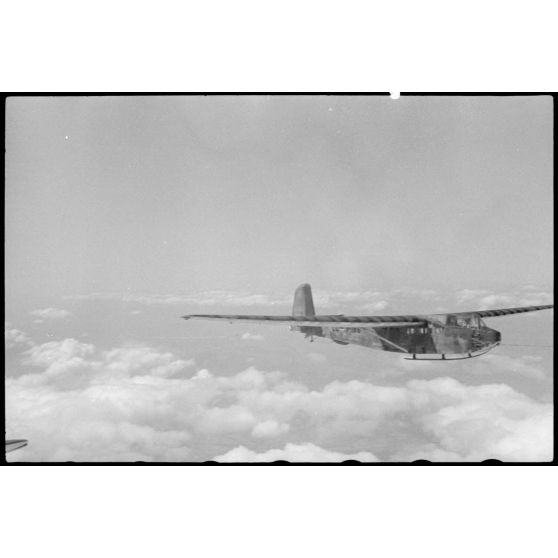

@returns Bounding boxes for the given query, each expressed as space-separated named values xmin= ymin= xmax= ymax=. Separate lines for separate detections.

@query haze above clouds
xmin=5 ymin=96 xmax=553 ymax=462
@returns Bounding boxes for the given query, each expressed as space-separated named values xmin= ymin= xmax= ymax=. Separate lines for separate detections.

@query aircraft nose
xmin=494 ymin=330 xmax=501 ymax=343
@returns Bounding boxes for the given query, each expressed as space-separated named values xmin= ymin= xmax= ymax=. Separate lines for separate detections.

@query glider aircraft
xmin=183 ymin=284 xmax=553 ymax=361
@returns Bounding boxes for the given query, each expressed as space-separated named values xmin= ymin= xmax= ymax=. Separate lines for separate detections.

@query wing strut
xmin=372 ymin=332 xmax=409 ymax=353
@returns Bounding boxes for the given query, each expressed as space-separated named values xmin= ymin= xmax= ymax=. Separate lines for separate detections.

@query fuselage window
xmin=446 ymin=315 xmax=457 ymax=326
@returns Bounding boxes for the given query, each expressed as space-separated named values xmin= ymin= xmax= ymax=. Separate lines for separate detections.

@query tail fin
xmin=292 ymin=283 xmax=316 ymax=317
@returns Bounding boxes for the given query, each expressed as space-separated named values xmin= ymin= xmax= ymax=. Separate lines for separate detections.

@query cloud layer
xmin=30 ymin=307 xmax=72 ymax=321
xmin=455 ymin=287 xmax=553 ymax=310
xmin=6 ymin=326 xmax=552 ymax=462
xmin=215 ymin=443 xmax=379 ymax=462
xmin=63 ymin=284 xmax=553 ymax=318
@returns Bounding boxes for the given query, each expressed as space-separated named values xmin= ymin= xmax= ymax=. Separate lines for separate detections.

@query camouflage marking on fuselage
xmin=294 ymin=312 xmax=501 ymax=356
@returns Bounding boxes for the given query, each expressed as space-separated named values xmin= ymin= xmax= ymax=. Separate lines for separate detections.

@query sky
xmin=5 ymin=95 xmax=554 ymax=462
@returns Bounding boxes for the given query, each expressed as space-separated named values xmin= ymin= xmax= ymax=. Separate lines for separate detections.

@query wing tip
xmin=6 ymin=439 xmax=28 ymax=453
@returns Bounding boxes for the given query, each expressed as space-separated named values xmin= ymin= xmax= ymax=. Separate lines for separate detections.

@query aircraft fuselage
xmin=293 ymin=313 xmax=501 ymax=358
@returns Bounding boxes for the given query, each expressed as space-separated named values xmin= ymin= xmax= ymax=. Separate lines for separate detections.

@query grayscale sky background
xmin=5 ymin=95 xmax=553 ymax=462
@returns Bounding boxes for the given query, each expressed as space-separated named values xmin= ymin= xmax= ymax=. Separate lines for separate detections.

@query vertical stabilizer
xmin=292 ymin=283 xmax=316 ymax=317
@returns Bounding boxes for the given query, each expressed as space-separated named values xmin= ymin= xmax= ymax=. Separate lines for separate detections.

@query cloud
xmin=8 ymin=340 xmax=198 ymax=460
xmin=21 ymin=339 xmax=98 ymax=388
xmin=312 ymin=290 xmax=392 ymax=312
xmin=215 ymin=443 xmax=379 ymax=462
xmin=25 ymin=338 xmax=95 ymax=367
xmin=6 ymin=330 xmax=552 ymax=463
xmin=241 ymin=332 xmax=264 ymax=341
xmin=455 ymin=287 xmax=553 ymax=310
xmin=518 ymin=291 xmax=554 ymax=307
xmin=62 ymin=286 xmax=552 ymax=322
xmin=103 ymin=347 xmax=195 ymax=378
xmin=5 ymin=322 xmax=31 ymax=348
xmin=456 ymin=289 xmax=492 ymax=306
xmin=64 ymin=291 xmax=291 ymax=307
xmin=60 ymin=286 xmax=441 ymax=314
xmin=477 ymin=294 xmax=515 ymax=308
xmin=399 ymin=379 xmax=552 ymax=462
xmin=361 ymin=300 xmax=389 ymax=312
xmin=251 ymin=420 xmax=290 ymax=438
xmin=30 ymin=308 xmax=71 ymax=320
xmin=19 ymin=340 xmax=195 ymax=389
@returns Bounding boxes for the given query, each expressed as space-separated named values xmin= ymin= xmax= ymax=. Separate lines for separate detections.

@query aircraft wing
xmin=182 ymin=314 xmax=428 ymax=328
xmin=6 ymin=439 xmax=28 ymax=453
xmin=454 ymin=304 xmax=553 ymax=318
xmin=183 ymin=304 xmax=553 ymax=327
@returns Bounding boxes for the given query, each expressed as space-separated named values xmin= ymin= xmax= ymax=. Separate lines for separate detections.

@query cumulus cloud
xmin=63 ymin=286 xmax=552 ymax=322
xmin=6 ymin=330 xmax=552 ymax=463
xmin=215 ymin=443 xmax=379 ymax=462
xmin=361 ymin=300 xmax=389 ymax=312
xmin=61 ymin=286 xmax=441 ymax=315
xmin=455 ymin=286 xmax=553 ymax=310
xmin=477 ymin=294 xmax=515 ymax=308
xmin=25 ymin=338 xmax=95 ymax=367
xmin=403 ymin=378 xmax=552 ymax=461
xmin=19 ymin=340 xmax=195 ymax=389
xmin=8 ymin=340 xmax=198 ymax=460
xmin=456 ymin=289 xmax=492 ymax=306
xmin=102 ymin=347 xmax=195 ymax=378
xmin=518 ymin=291 xmax=554 ymax=307
xmin=251 ymin=420 xmax=290 ymax=438
xmin=5 ymin=322 xmax=31 ymax=348
xmin=241 ymin=332 xmax=264 ymax=341
xmin=312 ymin=290 xmax=392 ymax=313
xmin=64 ymin=291 xmax=291 ymax=307
xmin=30 ymin=307 xmax=71 ymax=321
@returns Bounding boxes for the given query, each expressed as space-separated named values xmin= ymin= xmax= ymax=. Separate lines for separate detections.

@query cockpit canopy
xmin=445 ymin=313 xmax=486 ymax=328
